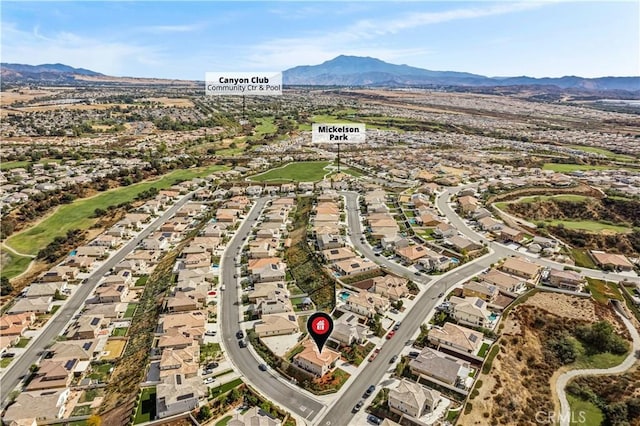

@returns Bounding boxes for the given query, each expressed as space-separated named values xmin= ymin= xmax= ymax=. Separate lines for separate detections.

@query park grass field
xmin=518 ymin=194 xmax=591 ymax=203
xmin=542 ymin=163 xmax=622 ymax=173
xmin=543 ymin=219 xmax=630 ymax=233
xmin=249 ymin=161 xmax=331 ymax=182
xmin=568 ymin=144 xmax=636 ymax=162
xmin=1 ymin=249 xmax=33 ymax=279
xmin=0 ymin=158 xmax=62 ymax=171
xmin=567 ymin=394 xmax=604 ymax=426
xmin=5 ymin=165 xmax=228 ymax=269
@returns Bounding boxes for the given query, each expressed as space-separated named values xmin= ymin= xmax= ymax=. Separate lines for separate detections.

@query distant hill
xmin=0 ymin=63 xmax=103 ymax=84
xmin=283 ymin=55 xmax=640 ymax=92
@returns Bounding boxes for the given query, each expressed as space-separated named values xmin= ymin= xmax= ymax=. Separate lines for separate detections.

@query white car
xmin=203 ymin=377 xmax=215 ymax=385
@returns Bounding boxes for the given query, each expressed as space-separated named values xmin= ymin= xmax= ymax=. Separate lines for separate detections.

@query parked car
xmin=364 ymin=385 xmax=375 ymax=397
xmin=389 ymin=355 xmax=398 ymax=363
xmin=236 ymin=330 xmax=244 ymax=339
xmin=258 ymin=364 xmax=268 ymax=371
xmin=408 ymin=351 xmax=420 ymax=359
xmin=203 ymin=377 xmax=215 ymax=384
xmin=386 ymin=330 xmax=395 ymax=339
xmin=368 ymin=415 xmax=382 ymax=425
xmin=393 ymin=322 xmax=401 ymax=331
xmin=368 ymin=348 xmax=381 ymax=362
xmin=238 ymin=340 xmax=247 ymax=348
xmin=205 ymin=330 xmax=216 ymax=336
xmin=206 ymin=362 xmax=219 ymax=369
xmin=352 ymin=400 xmax=364 ymax=412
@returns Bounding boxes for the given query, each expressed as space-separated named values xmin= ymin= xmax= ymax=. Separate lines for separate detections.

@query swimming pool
xmin=489 ymin=313 xmax=499 ymax=321
xmin=338 ymin=291 xmax=351 ymax=301
xmin=450 ymin=258 xmax=460 ymax=264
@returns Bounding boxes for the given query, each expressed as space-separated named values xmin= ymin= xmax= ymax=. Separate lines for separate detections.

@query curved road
xmin=556 ymin=307 xmax=640 ymax=426
xmin=0 ymin=191 xmax=197 ymax=406
xmin=219 ymin=197 xmax=325 ymax=424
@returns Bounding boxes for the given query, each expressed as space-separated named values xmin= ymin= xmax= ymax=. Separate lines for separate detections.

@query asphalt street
xmin=219 ymin=197 xmax=325 ymax=423
xmin=0 ymin=191 xmax=196 ymax=406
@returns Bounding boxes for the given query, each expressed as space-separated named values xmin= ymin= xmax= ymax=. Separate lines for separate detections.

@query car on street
xmin=236 ymin=330 xmax=244 ymax=339
xmin=389 ymin=355 xmax=398 ymax=363
xmin=238 ymin=340 xmax=247 ymax=348
xmin=393 ymin=322 xmax=401 ymax=331
xmin=386 ymin=330 xmax=395 ymax=339
xmin=368 ymin=348 xmax=380 ymax=362
xmin=352 ymin=400 xmax=364 ymax=412
xmin=258 ymin=364 xmax=268 ymax=371
xmin=364 ymin=385 xmax=375 ymax=397
xmin=438 ymin=292 xmax=444 ymax=298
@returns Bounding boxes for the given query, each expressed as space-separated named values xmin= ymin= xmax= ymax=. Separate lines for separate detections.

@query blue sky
xmin=1 ymin=1 xmax=638 ymax=79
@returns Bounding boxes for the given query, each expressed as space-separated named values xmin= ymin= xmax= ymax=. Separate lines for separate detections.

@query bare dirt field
xmin=459 ymin=292 xmax=629 ymax=426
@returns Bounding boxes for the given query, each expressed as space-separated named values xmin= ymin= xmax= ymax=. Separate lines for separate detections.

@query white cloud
xmin=1 ymin=22 xmax=165 ymax=76
xmin=244 ymin=2 xmax=546 ymax=71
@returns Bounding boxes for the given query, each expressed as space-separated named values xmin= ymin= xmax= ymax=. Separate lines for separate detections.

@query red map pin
xmin=307 ymin=312 xmax=334 ymax=354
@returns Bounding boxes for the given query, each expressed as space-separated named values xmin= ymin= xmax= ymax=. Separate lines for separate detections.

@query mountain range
xmin=2 ymin=56 xmax=639 ymax=92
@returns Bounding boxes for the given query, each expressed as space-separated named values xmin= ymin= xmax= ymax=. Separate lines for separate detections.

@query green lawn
xmin=0 ymin=358 xmax=13 ymax=368
xmin=215 ymin=416 xmax=233 ymax=426
xmin=478 ymin=342 xmax=491 ymax=358
xmin=518 ymin=194 xmax=591 ymax=203
xmin=124 ymin=303 xmax=137 ymax=318
xmin=1 ymin=249 xmax=33 ymax=280
xmin=134 ymin=275 xmax=148 ymax=287
xmin=0 ymin=160 xmax=30 ymax=170
xmin=71 ymin=405 xmax=93 ymax=416
xmin=133 ymin=387 xmax=156 ymax=424
xmin=15 ymin=337 xmax=31 ymax=348
xmin=586 ymin=278 xmax=623 ymax=304
xmin=568 ymin=144 xmax=636 ymax=162
xmin=209 ymin=378 xmax=243 ymax=398
xmin=5 ymin=165 xmax=228 ymax=266
xmin=249 ymin=161 xmax=331 ymax=182
xmin=338 ymin=167 xmax=364 ymax=178
xmin=89 ymin=362 xmax=113 ymax=381
xmin=567 ymin=394 xmax=604 ymax=425
xmin=544 ymin=220 xmax=630 ymax=233
xmin=112 ymin=327 xmax=128 ymax=337
xmin=542 ymin=163 xmax=621 ymax=173
xmin=253 ymin=117 xmax=277 ymax=136
xmin=571 ymin=248 xmax=597 ymax=269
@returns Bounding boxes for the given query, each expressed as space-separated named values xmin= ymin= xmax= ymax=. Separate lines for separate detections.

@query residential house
xmin=477 ymin=216 xmax=503 ymax=232
xmin=159 ymin=344 xmax=199 ymax=379
xmin=255 ymin=295 xmax=293 ymax=316
xmin=254 ymin=313 xmax=299 ymax=337
xmin=388 ymin=379 xmax=441 ymax=418
xmin=8 ymin=297 xmax=53 ymax=314
xmin=0 ymin=312 xmax=35 ymax=337
xmin=227 ymin=407 xmax=282 ymax=426
xmin=547 ymin=269 xmax=585 ymax=291
xmin=483 ymin=269 xmax=527 ymax=293
xmin=344 ymin=292 xmax=390 ymax=318
xmin=457 ymin=195 xmax=478 ymax=215
xmin=433 ymin=223 xmax=457 ymax=238
xmin=501 ymin=257 xmax=541 ymax=282
xmin=462 ymin=281 xmax=498 ymax=302
xmin=331 ymin=321 xmax=367 ymax=346
xmin=293 ymin=339 xmax=341 ymax=377
xmin=2 ymin=388 xmax=70 ymax=424
xmin=590 ymin=251 xmax=634 ymax=272
xmin=317 ymin=234 xmax=344 ymax=251
xmin=500 ymin=227 xmax=525 ymax=243
xmin=396 ymin=245 xmax=429 ymax=264
xmin=409 ymin=347 xmax=471 ymax=387
xmin=449 ymin=296 xmax=492 ymax=328
xmin=156 ymin=373 xmax=207 ymax=419
xmin=67 ymin=315 xmax=105 ymax=340
xmin=371 ymin=275 xmax=409 ymax=301
xmin=94 ymin=283 xmax=128 ymax=303
xmin=428 ymin=322 xmax=483 ymax=354
xmin=25 ymin=282 xmax=66 ymax=299
xmin=445 ymin=236 xmax=483 ymax=253
xmin=334 ymin=258 xmax=379 ymax=277
xmin=322 ymin=247 xmax=356 ymax=264
xmin=26 ymin=359 xmax=74 ymax=391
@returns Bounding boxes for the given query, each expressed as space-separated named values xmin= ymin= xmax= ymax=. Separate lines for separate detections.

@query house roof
xmin=294 ymin=339 xmax=340 ymax=368
xmin=428 ymin=322 xmax=483 ymax=353
xmin=502 ymin=257 xmax=540 ymax=277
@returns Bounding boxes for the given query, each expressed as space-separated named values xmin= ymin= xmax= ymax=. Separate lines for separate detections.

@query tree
xmin=0 ymin=277 xmax=13 ymax=296
xmin=197 ymin=405 xmax=212 ymax=421
xmin=87 ymin=415 xmax=102 ymax=426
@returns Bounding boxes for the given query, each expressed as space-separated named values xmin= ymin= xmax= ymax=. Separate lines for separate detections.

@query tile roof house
xmin=25 ymin=360 xmax=74 ymax=391
xmin=334 ymin=258 xmax=379 ymax=277
xmin=590 ymin=251 xmax=634 ymax=271
xmin=8 ymin=297 xmax=53 ymax=314
xmin=449 ymin=296 xmax=492 ymax=328
xmin=388 ymin=379 xmax=441 ymax=418
xmin=227 ymin=406 xmax=282 ymax=426
xmin=159 ymin=344 xmax=199 ymax=379
xmin=254 ymin=313 xmax=299 ymax=337
xmin=409 ymin=347 xmax=471 ymax=387
xmin=462 ymin=280 xmax=498 ymax=302
xmin=2 ymin=388 xmax=70 ymax=424
xmin=371 ymin=275 xmax=409 ymax=301
xmin=156 ymin=373 xmax=207 ymax=419
xmin=501 ymin=257 xmax=541 ymax=281
xmin=483 ymin=269 xmax=527 ymax=293
xmin=0 ymin=312 xmax=35 ymax=337
xmin=547 ymin=269 xmax=585 ymax=291
xmin=293 ymin=339 xmax=341 ymax=377
xmin=428 ymin=322 xmax=484 ymax=354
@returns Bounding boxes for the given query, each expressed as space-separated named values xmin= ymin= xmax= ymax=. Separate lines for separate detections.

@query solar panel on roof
xmin=474 ymin=299 xmax=484 ymax=308
xmin=90 ymin=318 xmax=100 ymax=326
xmin=82 ymin=343 xmax=91 ymax=350
xmin=64 ymin=360 xmax=75 ymax=370
xmin=469 ymin=334 xmax=478 ymax=343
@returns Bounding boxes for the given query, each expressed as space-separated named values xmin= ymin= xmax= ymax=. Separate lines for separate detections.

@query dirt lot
xmin=460 ymin=292 xmax=628 ymax=426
